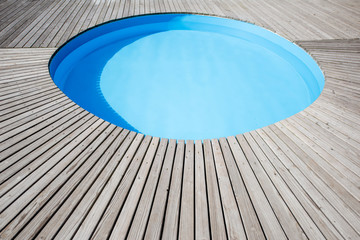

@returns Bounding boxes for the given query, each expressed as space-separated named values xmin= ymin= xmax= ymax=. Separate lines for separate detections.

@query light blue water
xmin=50 ymin=14 xmax=324 ymax=140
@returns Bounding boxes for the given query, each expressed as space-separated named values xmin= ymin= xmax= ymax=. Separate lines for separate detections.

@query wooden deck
xmin=0 ymin=0 xmax=359 ymax=239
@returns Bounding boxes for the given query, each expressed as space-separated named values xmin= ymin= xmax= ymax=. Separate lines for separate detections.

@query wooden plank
xmin=179 ymin=140 xmax=195 ymax=240
xmin=126 ymin=138 xmax=169 ymax=239
xmin=0 ymin=99 xmax=73 ymax=140
xmin=166 ymin=0 xmax=178 ymax=13
xmin=97 ymin=0 xmax=115 ymax=25
xmin=48 ymin=0 xmax=87 ymax=47
xmin=312 ymin=99 xmax=360 ymax=133
xmin=227 ymin=136 xmax=287 ymax=239
xmin=203 ymin=139 xmax=227 ymax=239
xmin=0 ymin=0 xmax=359 ymax=48
xmin=70 ymin=133 xmax=147 ymax=239
xmin=87 ymin=0 xmax=108 ymax=28
xmin=137 ymin=0 xmax=146 ymax=15
xmin=0 ymin=3 xmax=359 ymax=240
xmin=0 ymin=105 xmax=83 ymax=169
xmin=0 ymin=113 xmax=96 ymax=195
xmin=0 ymin=83 xmax=56 ymax=107
xmin=0 ymin=71 xmax=50 ymax=85
xmin=0 ymin=105 xmax=86 ymax=164
xmin=0 ymin=93 xmax=66 ymax=124
xmin=162 ymin=140 xmax=185 ymax=239
xmin=2 ymin=124 xmax=119 ymax=239
xmin=283 ymin=118 xmax=360 ymax=181
xmin=0 ymin=75 xmax=50 ymax=86
xmin=66 ymin=1 xmax=94 ymax=43
xmin=146 ymin=0 xmax=156 ymax=14
xmin=97 ymin=0 xmax=116 ymax=22
xmin=0 ymin=1 xmax=34 ymax=29
xmin=243 ymin=131 xmax=325 ymax=239
xmin=34 ymin=128 xmax=130 ymax=239
xmin=304 ymin=106 xmax=360 ymax=144
xmin=78 ymin=0 xmax=101 ymax=33
xmin=82 ymin=134 xmax=152 ymax=240
xmin=54 ymin=0 xmax=91 ymax=47
xmin=143 ymin=139 xmax=177 ymax=239
xmin=212 ymin=139 xmax=247 ymax=239
xmin=36 ymin=0 xmax=84 ymax=48
xmin=299 ymin=109 xmax=360 ymax=151
xmin=0 ymin=64 xmax=51 ymax=84
xmin=263 ymin=126 xmax=360 ymax=239
xmin=0 ymin=60 xmax=50 ymax=72
xmin=271 ymin=123 xmax=360 ymax=210
xmin=0 ymin=119 xmax=108 ymax=232
xmin=0 ymin=108 xmax=87 ymax=184
xmin=194 ymin=140 xmax=210 ymax=240
xmin=26 ymin=0 xmax=75 ymax=47
xmin=0 ymin=1 xmax=53 ymax=47
xmin=320 ymin=92 xmax=360 ymax=115
xmin=293 ymin=0 xmax=358 ymax=37
xmin=251 ymin=129 xmax=343 ymax=239
xmin=109 ymin=137 xmax=160 ymax=239
xmin=8 ymin=1 xmax=66 ymax=47
xmin=218 ymin=138 xmax=265 ymax=239
xmin=0 ymin=66 xmax=49 ymax=74
xmin=122 ymin=0 xmax=132 ymax=18
xmin=292 ymin=111 xmax=360 ymax=163
xmin=0 ymin=88 xmax=67 ymax=121
xmin=106 ymin=0 xmax=121 ymax=20
xmin=0 ymin=91 xmax=63 ymax=121
xmin=129 ymin=0 xmax=137 ymax=16
xmin=51 ymin=131 xmax=138 ymax=239
xmin=0 ymin=77 xmax=53 ymax=96
xmin=114 ymin=0 xmax=127 ymax=19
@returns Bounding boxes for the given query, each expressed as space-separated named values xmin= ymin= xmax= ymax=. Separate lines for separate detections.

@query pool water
xmin=49 ymin=14 xmax=324 ymax=140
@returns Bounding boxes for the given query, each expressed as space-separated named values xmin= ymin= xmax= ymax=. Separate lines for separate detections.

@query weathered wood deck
xmin=0 ymin=0 xmax=359 ymax=239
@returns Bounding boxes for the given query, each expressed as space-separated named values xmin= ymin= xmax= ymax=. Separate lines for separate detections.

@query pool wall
xmin=49 ymin=13 xmax=325 ymax=140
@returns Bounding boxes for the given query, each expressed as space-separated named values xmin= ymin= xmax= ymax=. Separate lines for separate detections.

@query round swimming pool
xmin=49 ymin=14 xmax=324 ymax=140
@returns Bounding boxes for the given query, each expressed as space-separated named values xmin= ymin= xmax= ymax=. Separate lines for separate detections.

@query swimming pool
xmin=49 ymin=14 xmax=324 ymax=140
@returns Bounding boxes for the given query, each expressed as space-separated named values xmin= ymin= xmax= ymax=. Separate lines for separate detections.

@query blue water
xmin=50 ymin=14 xmax=324 ymax=140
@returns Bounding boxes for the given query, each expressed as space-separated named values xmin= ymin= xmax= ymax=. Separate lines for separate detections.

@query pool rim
xmin=48 ymin=12 xmax=326 ymax=82
xmin=48 ymin=12 xmax=327 ymax=141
